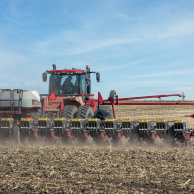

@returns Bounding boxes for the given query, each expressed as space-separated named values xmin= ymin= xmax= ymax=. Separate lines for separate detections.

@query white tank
xmin=0 ymin=90 xmax=41 ymax=110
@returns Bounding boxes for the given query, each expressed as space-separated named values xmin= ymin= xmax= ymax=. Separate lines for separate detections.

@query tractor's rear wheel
xmin=76 ymin=105 xmax=94 ymax=119
xmin=61 ymin=105 xmax=78 ymax=119
xmin=98 ymin=106 xmax=114 ymax=119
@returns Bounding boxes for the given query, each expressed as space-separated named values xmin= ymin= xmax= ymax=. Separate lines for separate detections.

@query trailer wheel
xmin=61 ymin=105 xmax=78 ymax=119
xmin=13 ymin=126 xmax=20 ymax=145
xmin=76 ymin=105 xmax=94 ymax=119
xmin=98 ymin=106 xmax=114 ymax=119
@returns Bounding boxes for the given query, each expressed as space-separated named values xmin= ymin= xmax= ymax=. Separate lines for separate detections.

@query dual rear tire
xmin=76 ymin=105 xmax=94 ymax=119
xmin=61 ymin=105 xmax=114 ymax=120
xmin=61 ymin=105 xmax=94 ymax=119
xmin=61 ymin=105 xmax=78 ymax=119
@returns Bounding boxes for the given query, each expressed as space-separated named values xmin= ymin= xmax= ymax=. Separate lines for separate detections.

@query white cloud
xmin=156 ymin=19 xmax=194 ymax=39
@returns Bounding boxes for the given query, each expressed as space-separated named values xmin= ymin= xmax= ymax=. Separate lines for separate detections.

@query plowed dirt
xmin=1 ymin=104 xmax=194 ymax=193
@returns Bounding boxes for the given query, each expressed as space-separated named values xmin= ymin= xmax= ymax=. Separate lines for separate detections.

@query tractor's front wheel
xmin=76 ymin=105 xmax=94 ymax=119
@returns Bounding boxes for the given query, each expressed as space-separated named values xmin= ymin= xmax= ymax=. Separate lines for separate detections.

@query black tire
xmin=109 ymin=90 xmax=116 ymax=102
xmin=76 ymin=105 xmax=94 ymax=119
xmin=61 ymin=105 xmax=78 ymax=119
xmin=98 ymin=106 xmax=114 ymax=119
xmin=13 ymin=126 xmax=20 ymax=145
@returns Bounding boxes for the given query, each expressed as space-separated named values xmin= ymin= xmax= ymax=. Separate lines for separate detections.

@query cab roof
xmin=49 ymin=69 xmax=85 ymax=74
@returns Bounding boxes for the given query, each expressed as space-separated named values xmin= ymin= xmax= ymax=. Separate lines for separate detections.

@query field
xmin=1 ymin=103 xmax=194 ymax=193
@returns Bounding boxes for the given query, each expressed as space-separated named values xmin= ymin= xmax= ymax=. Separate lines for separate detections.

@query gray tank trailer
xmin=0 ymin=89 xmax=41 ymax=144
xmin=0 ymin=89 xmax=41 ymax=111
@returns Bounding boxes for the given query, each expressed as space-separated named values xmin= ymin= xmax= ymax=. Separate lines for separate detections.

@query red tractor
xmin=40 ymin=64 xmax=101 ymax=119
xmin=37 ymin=64 xmax=114 ymax=141
xmin=37 ymin=64 xmax=194 ymax=145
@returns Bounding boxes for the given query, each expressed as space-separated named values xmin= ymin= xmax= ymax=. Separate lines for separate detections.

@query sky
xmin=0 ymin=0 xmax=194 ymax=100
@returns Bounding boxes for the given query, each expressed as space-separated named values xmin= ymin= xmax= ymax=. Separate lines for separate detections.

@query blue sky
xmin=0 ymin=0 xmax=194 ymax=100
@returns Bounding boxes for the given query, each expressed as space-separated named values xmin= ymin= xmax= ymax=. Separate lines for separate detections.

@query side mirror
xmin=96 ymin=73 xmax=100 ymax=82
xmin=42 ymin=72 xmax=47 ymax=82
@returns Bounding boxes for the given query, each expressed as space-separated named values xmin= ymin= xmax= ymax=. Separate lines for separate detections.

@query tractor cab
xmin=42 ymin=65 xmax=100 ymax=98
xmin=49 ymin=73 xmax=85 ymax=95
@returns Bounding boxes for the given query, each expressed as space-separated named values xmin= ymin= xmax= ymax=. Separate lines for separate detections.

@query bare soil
xmin=1 ymin=104 xmax=194 ymax=193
